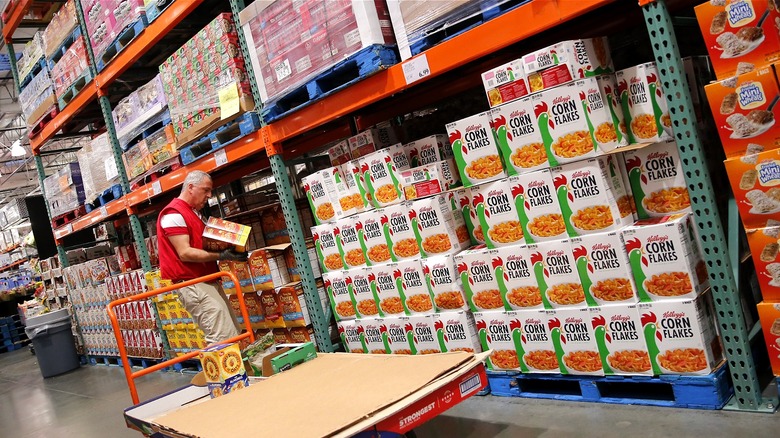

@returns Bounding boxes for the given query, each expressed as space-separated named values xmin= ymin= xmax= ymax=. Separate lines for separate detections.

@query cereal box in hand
xmin=638 ymin=290 xmax=724 ymax=375
xmin=724 ymin=148 xmax=780 ymax=229
xmin=703 ymin=65 xmax=780 ymax=159
xmin=370 ymin=263 xmax=406 ymax=317
xmin=337 ymin=320 xmax=364 ymax=353
xmin=358 ymin=149 xmax=405 ymax=208
xmin=512 ymin=309 xmax=561 ymax=373
xmin=591 ymin=304 xmax=652 ymax=376
xmin=482 ymin=58 xmax=529 ymax=107
xmin=410 ymin=194 xmax=469 ymax=258
xmin=434 ymin=311 xmax=482 ymax=353
xmin=571 ymin=231 xmax=638 ymax=306
xmin=528 ymin=239 xmax=586 ymax=309
xmin=455 ymin=246 xmax=505 ymax=312
xmin=312 ymin=223 xmax=344 ymax=273
xmin=357 ymin=318 xmax=388 ymax=354
xmin=695 ymin=0 xmax=780 ymax=80
xmin=623 ymin=140 xmax=692 ymax=219
xmin=496 ymin=244 xmax=543 ymax=310
xmin=348 ymin=268 xmax=379 ymax=319
xmin=422 ymin=254 xmax=468 ymax=312
xmin=491 ymin=95 xmax=549 ymax=175
xmin=545 ymin=307 xmax=605 ymax=376
xmin=355 ymin=211 xmax=392 ymax=266
xmin=301 ymin=166 xmax=355 ymax=225
xmin=381 ymin=202 xmax=422 ymax=261
xmin=509 ymin=169 xmax=567 ymax=244
xmin=473 ymin=311 xmax=522 ymax=371
xmin=757 ymin=301 xmax=780 ymax=376
xmin=335 ymin=217 xmax=367 ymax=269
xmin=393 ymin=259 xmax=435 ymax=315
xmin=446 ymin=111 xmax=506 ymax=187
xmin=378 ymin=316 xmax=414 ymax=355
xmin=471 ymin=178 xmax=525 ymax=248
xmin=746 ymin=226 xmax=780 ymax=301
xmin=616 ymin=62 xmax=673 ymax=144
xmin=552 ymin=158 xmax=627 ymax=237
xmin=405 ymin=135 xmax=452 ymax=167
xmin=621 ymin=214 xmax=709 ymax=302
xmin=323 ymin=271 xmax=355 ymax=322
xmin=401 ymin=314 xmax=442 ymax=355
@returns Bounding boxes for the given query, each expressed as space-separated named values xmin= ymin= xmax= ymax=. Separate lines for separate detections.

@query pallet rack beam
xmin=642 ymin=0 xmax=778 ymax=412
xmin=2 ymin=0 xmax=32 ymax=42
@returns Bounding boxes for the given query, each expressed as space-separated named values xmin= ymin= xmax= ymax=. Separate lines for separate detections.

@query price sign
xmin=215 ymin=148 xmax=228 ymax=167
xmin=99 ymin=206 xmax=108 ymax=218
xmin=152 ymin=181 xmax=162 ymax=196
xmin=402 ymin=54 xmax=431 ymax=85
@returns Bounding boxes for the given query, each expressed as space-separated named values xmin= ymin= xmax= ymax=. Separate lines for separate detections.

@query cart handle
xmin=107 ymin=271 xmax=255 ymax=405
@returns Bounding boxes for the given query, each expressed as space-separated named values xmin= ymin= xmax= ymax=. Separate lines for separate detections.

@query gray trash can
xmin=25 ymin=308 xmax=80 ymax=378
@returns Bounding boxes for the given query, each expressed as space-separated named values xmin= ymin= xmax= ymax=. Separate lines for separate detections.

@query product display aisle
xmin=2 ymin=0 xmax=780 ymax=433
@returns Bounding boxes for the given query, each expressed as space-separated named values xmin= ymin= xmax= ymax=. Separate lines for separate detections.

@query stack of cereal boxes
xmin=696 ymin=0 xmax=780 ymax=377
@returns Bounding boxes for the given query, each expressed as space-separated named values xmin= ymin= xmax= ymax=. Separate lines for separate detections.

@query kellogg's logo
xmin=737 ymin=81 xmax=765 ymax=110
xmin=726 ymin=0 xmax=756 ymax=27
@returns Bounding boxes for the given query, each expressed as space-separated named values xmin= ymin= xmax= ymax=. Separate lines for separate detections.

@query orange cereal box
xmin=757 ymin=301 xmax=780 ymax=376
xmin=703 ymin=65 xmax=780 ymax=159
xmin=746 ymin=226 xmax=780 ymax=301
xmin=724 ymin=148 xmax=780 ymax=229
xmin=695 ymin=0 xmax=780 ymax=80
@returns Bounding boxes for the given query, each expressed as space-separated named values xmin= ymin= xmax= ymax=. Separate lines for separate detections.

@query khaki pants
xmin=178 ymin=281 xmax=240 ymax=344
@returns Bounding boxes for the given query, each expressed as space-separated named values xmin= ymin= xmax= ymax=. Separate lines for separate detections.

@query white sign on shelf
xmin=402 ymin=54 xmax=431 ymax=85
xmin=99 ymin=206 xmax=108 ymax=218
xmin=152 ymin=181 xmax=162 ymax=196
xmin=215 ymin=148 xmax=228 ymax=167
xmin=105 ymin=158 xmax=119 ymax=181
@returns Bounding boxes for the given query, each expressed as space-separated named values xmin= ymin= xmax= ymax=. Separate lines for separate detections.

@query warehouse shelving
xmin=3 ymin=0 xmax=776 ymax=412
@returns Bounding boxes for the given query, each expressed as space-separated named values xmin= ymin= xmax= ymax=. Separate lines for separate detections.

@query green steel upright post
xmin=6 ymin=43 xmax=21 ymax=93
xmin=643 ymin=0 xmax=777 ymax=412
xmin=229 ymin=0 xmax=334 ymax=351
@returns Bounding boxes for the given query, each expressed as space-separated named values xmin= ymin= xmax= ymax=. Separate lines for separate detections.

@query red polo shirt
xmin=156 ymin=198 xmax=218 ymax=282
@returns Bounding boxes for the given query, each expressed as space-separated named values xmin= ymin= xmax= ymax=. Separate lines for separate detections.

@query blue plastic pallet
xmin=179 ymin=111 xmax=261 ymax=165
xmin=96 ymin=16 xmax=148 ymax=72
xmin=47 ymin=26 xmax=82 ymax=70
xmin=408 ymin=0 xmax=531 ymax=57
xmin=19 ymin=57 xmax=47 ymax=89
xmin=145 ymin=0 xmax=174 ymax=24
xmin=262 ymin=44 xmax=399 ymax=123
xmin=487 ymin=362 xmax=732 ymax=410
xmin=57 ymin=69 xmax=93 ymax=109
xmin=85 ymin=184 xmax=123 ymax=212
xmin=89 ymin=354 xmax=123 ymax=367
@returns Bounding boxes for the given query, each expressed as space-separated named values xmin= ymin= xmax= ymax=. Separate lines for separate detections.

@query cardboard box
xmin=353 ymin=211 xmax=390 ymax=266
xmin=482 ymin=59 xmax=529 ymax=107
xmin=347 ymin=268 xmax=378 ymax=319
xmin=746 ymin=226 xmax=780 ymax=301
xmin=400 ymin=314 xmax=441 ymax=354
xmin=409 ymin=194 xmax=469 ymax=258
xmin=202 ymin=217 xmax=251 ymax=252
xmin=596 ymin=74 xmax=630 ymax=149
xmin=496 ymin=244 xmax=543 ymax=311
xmin=455 ymin=246 xmax=504 ymax=312
xmin=591 ymin=304 xmax=652 ymax=376
xmin=311 ymin=222 xmax=343 ymax=272
xmin=332 ymin=217 xmax=366 ymax=269
xmin=323 ymin=270 xmax=355 ymax=322
xmin=377 ymin=316 xmax=413 ymax=354
xmin=43 ymin=0 xmax=78 ymax=58
xmin=473 ymin=310 xmax=521 ymax=371
xmin=357 ymin=317 xmax=387 ymax=354
xmin=357 ymin=149 xmax=405 ymax=208
xmin=470 ymin=177 xmax=525 ymax=248
xmin=522 ymin=38 xmax=613 ymax=93
xmin=271 ymin=342 xmax=317 ymax=373
xmin=434 ymin=311 xmax=481 ymax=354
xmin=511 ymin=309 xmax=561 ymax=373
xmin=616 ymin=62 xmax=673 ymax=144
xmin=508 ymin=169 xmax=567 ymax=243
xmin=328 ymin=140 xmax=351 ymax=167
xmin=405 ymin=135 xmax=452 ymax=167
xmin=301 ymin=166 xmax=360 ymax=225
xmin=340 ymin=160 xmax=371 ymax=212
xmin=259 ymin=289 xmax=285 ymax=328
xmin=724 ymin=148 xmax=780 ymax=229
xmin=375 ymin=202 xmax=419 ymax=264
xmin=695 ymin=0 xmax=780 ymax=80
xmin=527 ymin=239 xmax=586 ymax=309
xmin=337 ymin=319 xmax=364 ymax=353
xmin=400 ymin=163 xmax=447 ymax=200
xmin=621 ymin=214 xmax=709 ymax=302
xmin=369 ymin=263 xmax=405 ymax=317
xmin=198 ymin=343 xmax=249 ymax=398
xmin=395 ymin=258 xmax=434 ymax=316
xmin=757 ymin=301 xmax=780 ymax=376
xmin=452 ymin=188 xmax=483 ymax=246
xmin=446 ymin=111 xmax=506 ymax=187
xmin=622 ymin=141 xmax=691 ymax=219
xmin=422 ymin=254 xmax=468 ymax=312
xmin=571 ymin=230 xmax=639 ymax=306
xmin=637 ymin=290 xmax=724 ymax=375
xmin=491 ymin=94 xmax=549 ymax=175
xmin=598 ymin=154 xmax=635 ymax=221
xmin=349 ymin=128 xmax=391 ymax=160
xmin=545 ymin=307 xmax=604 ymax=376
xmin=260 ymin=206 xmax=290 ymax=245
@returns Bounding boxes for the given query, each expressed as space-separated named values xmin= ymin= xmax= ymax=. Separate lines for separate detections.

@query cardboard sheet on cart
xmin=148 ymin=352 xmax=484 ymax=437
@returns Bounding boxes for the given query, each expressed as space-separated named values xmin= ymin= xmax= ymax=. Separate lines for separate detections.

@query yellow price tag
xmin=218 ymin=82 xmax=240 ymax=120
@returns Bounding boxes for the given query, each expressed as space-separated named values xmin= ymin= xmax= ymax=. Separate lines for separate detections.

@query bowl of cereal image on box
xmin=523 ymin=349 xmax=561 ymax=372
xmin=546 ymin=282 xmax=587 ymax=308
xmin=593 ymin=121 xmax=622 ymax=152
xmin=549 ymin=129 xmax=595 ymax=164
xmin=641 ymin=187 xmax=692 ymax=217
xmin=589 ymin=277 xmax=637 ymax=305
xmin=726 ymin=111 xmax=776 ymax=140
xmin=642 ymin=271 xmax=698 ymax=300
xmin=569 ymin=204 xmax=616 ymax=235
xmin=656 ymin=347 xmax=708 ymax=374
xmin=746 ymin=189 xmax=780 ymax=215
xmin=562 ymin=350 xmax=604 ymax=375
xmin=505 ymin=286 xmax=545 ymax=310
xmin=526 ymin=212 xmax=568 ymax=242
xmin=471 ymin=289 xmax=506 ymax=311
xmin=718 ymin=32 xmax=766 ymax=60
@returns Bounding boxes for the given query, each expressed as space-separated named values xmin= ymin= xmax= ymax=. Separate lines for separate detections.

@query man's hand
xmin=219 ymin=248 xmax=248 ymax=261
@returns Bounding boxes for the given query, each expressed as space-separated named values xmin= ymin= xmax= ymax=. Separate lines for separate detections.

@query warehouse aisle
xmin=1 ymin=347 xmax=777 ymax=438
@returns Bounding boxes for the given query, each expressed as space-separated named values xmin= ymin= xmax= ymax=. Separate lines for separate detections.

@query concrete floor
xmin=1 ymin=347 xmax=778 ymax=438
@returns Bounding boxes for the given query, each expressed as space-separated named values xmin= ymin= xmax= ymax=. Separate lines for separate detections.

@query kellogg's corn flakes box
xmin=473 ymin=311 xmax=522 ymax=371
xmin=545 ymin=307 xmax=605 ymax=376
xmin=527 ymin=239 xmax=586 ymax=309
xmin=571 ymin=231 xmax=639 ymax=306
xmin=323 ymin=270 xmax=355 ymax=322
xmin=354 ymin=210 xmax=392 ymax=266
xmin=482 ymin=58 xmax=529 ymax=107
xmin=591 ymin=304 xmax=652 ymax=376
xmin=599 ymin=154 xmax=635 ymax=221
xmin=301 ymin=166 xmax=358 ymax=225
xmin=512 ymin=309 xmax=561 ymax=373
xmin=455 ymin=246 xmax=505 ymax=312
xmin=400 ymin=314 xmax=442 ymax=355
xmin=369 ymin=263 xmax=406 ymax=317
xmin=409 ymin=194 xmax=469 ymax=258
xmin=357 ymin=318 xmax=388 ymax=354
xmin=533 ymin=82 xmax=596 ymax=166
xmin=338 ymin=319 xmax=364 ymax=353
xmin=358 ymin=149 xmax=405 ymax=208
xmin=596 ymin=74 xmax=629 ymax=149
xmin=616 ymin=62 xmax=673 ymax=144
xmin=509 ymin=169 xmax=568 ymax=244
xmin=470 ymin=178 xmax=525 ymax=248
xmin=491 ymin=94 xmax=549 ymax=175
xmin=451 ymin=187 xmax=484 ymax=246
xmin=446 ymin=111 xmax=506 ymax=187
xmin=434 ymin=311 xmax=482 ymax=353
xmin=340 ymin=160 xmax=370 ymax=211
xmin=347 ymin=268 xmax=379 ymax=319
xmin=422 ymin=254 xmax=468 ymax=312
xmin=405 ymin=134 xmax=452 ymax=167
xmin=496 ymin=244 xmax=543 ymax=310
xmin=312 ymin=223 xmax=344 ymax=273
xmin=394 ymin=258 xmax=435 ymax=316
xmin=522 ymin=38 xmax=613 ymax=93
xmin=335 ymin=217 xmax=367 ymax=269
xmin=623 ymin=140 xmax=692 ymax=219
xmin=379 ymin=201 xmax=422 ymax=261
xmin=378 ymin=316 xmax=414 ymax=354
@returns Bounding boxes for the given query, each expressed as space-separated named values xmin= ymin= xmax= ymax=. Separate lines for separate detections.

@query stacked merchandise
xmin=145 ymin=269 xmax=208 ymax=357
xmin=16 ymin=31 xmax=44 ymax=85
xmin=77 ymin=133 xmax=122 ymax=206
xmin=42 ymin=0 xmax=78 ymax=61
xmin=695 ymin=0 xmax=780 ymax=377
xmin=81 ymin=0 xmax=146 ymax=68
xmin=42 ymin=162 xmax=85 ymax=218
xmin=18 ymin=61 xmax=56 ymax=127
xmin=49 ymin=32 xmax=90 ymax=106
xmin=158 ymin=13 xmax=255 ymax=147
xmin=238 ymin=0 xmax=395 ymax=105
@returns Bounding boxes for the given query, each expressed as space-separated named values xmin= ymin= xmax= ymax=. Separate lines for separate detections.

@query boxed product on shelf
xmin=349 ymin=129 xmax=395 ymax=160
xmin=545 ymin=307 xmax=604 ymax=376
xmin=381 ymin=202 xmax=421 ymax=262
xmin=757 ymin=301 xmax=780 ymax=376
xmin=616 ymin=62 xmax=673 ymax=144
xmin=551 ymin=158 xmax=632 ymax=237
xmin=409 ymin=193 xmax=469 ymax=257
xmin=368 ymin=263 xmax=403 ymax=317
xmin=496 ymin=244 xmax=542 ymax=311
xmin=695 ymin=0 xmax=780 ymax=80
xmin=455 ymin=245 xmax=503 ymax=312
xmin=17 ymin=31 xmax=45 ymax=81
xmin=356 ymin=317 xmax=387 ymax=354
xmin=82 ymin=0 xmax=146 ymax=60
xmin=113 ymin=75 xmax=168 ymax=145
xmin=399 ymin=163 xmax=448 ymax=201
xmin=260 ymin=206 xmax=290 ymax=245
xmin=400 ymin=314 xmax=441 ymax=354
xmin=144 ymin=125 xmax=178 ymax=165
xmin=376 ymin=316 xmax=412 ymax=354
xmin=301 ymin=166 xmax=360 ymax=225
xmin=44 ymin=162 xmax=86 ymax=217
xmin=596 ymin=74 xmax=630 ymax=148
xmin=571 ymin=230 xmax=638 ymax=306
xmin=422 ymin=254 xmax=468 ymax=312
xmin=122 ymin=140 xmax=152 ymax=180
xmin=470 ymin=177 xmax=525 ymax=248
xmin=637 ymin=290 xmax=724 ymax=375
xmin=591 ymin=304 xmax=652 ymax=376
xmin=50 ymin=34 xmax=89 ymax=100
xmin=259 ymin=288 xmax=285 ymax=328
xmin=357 ymin=149 xmax=406 ymax=208
xmin=202 ymin=217 xmax=251 ymax=252
xmin=405 ymin=135 xmax=452 ymax=167
xmin=159 ymin=13 xmax=254 ymax=146
xmin=387 ymin=142 xmax=411 ymax=172
xmin=239 ymin=0 xmax=395 ymax=103
xmin=337 ymin=319 xmax=364 ymax=353
xmin=622 ymin=140 xmax=692 ymax=219
xmin=347 ymin=268 xmax=377 ymax=319
xmin=482 ymin=58 xmax=529 ymax=107
xmin=395 ymin=258 xmax=434 ymax=315
xmin=491 ymin=94 xmax=548 ymax=175
xmin=352 ymin=210 xmax=387 ymax=266
xmin=248 ymin=247 xmax=291 ymax=291
xmin=312 ymin=222 xmax=343 ymax=272
xmin=527 ymin=239 xmax=586 ymax=309
xmin=522 ymin=38 xmax=613 ymax=93
xmin=599 ymin=154 xmax=635 ymax=221
xmin=473 ymin=310 xmax=521 ymax=371
xmin=724 ymin=147 xmax=780 ymax=230
xmin=218 ymin=260 xmax=252 ymax=295
xmin=42 ymin=0 xmax=77 ymax=58
xmin=18 ymin=65 xmax=56 ymax=125
xmin=434 ymin=311 xmax=481 ymax=353
xmin=508 ymin=169 xmax=567 ymax=244
xmin=332 ymin=217 xmax=366 ymax=269
xmin=745 ymin=226 xmax=780 ymax=301
xmin=510 ymin=309 xmax=560 ymax=373
xmin=340 ymin=160 xmax=371 ymax=212
xmin=620 ymin=214 xmax=709 ymax=302
xmin=328 ymin=140 xmax=352 ymax=167
xmin=77 ymin=133 xmax=121 ymax=204
xmin=446 ymin=111 xmax=506 ymax=187
xmin=323 ymin=270 xmax=355 ymax=322
xmin=704 ymin=64 xmax=780 ymax=159
xmin=451 ymin=187 xmax=482 ymax=246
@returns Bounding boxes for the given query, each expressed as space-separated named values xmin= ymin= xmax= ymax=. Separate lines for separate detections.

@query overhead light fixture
xmin=10 ymin=139 xmax=26 ymax=157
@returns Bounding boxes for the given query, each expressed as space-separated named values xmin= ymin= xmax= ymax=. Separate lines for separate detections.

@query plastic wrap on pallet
xmin=145 ymin=125 xmax=178 ymax=165
xmin=51 ymin=35 xmax=90 ymax=99
xmin=19 ymin=65 xmax=56 ymax=125
xmin=17 ymin=31 xmax=45 ymax=82
xmin=114 ymin=74 xmax=167 ymax=145
xmin=43 ymin=162 xmax=86 ymax=217
xmin=42 ymin=0 xmax=78 ymax=58
xmin=82 ymin=0 xmax=146 ymax=58
xmin=123 ymin=140 xmax=152 ymax=179
xmin=77 ymin=133 xmax=121 ymax=203
xmin=238 ymin=0 xmax=395 ymax=103
xmin=158 ymin=13 xmax=254 ymax=144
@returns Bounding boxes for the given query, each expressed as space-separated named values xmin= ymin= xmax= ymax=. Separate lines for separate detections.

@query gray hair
xmin=182 ymin=170 xmax=211 ymax=192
